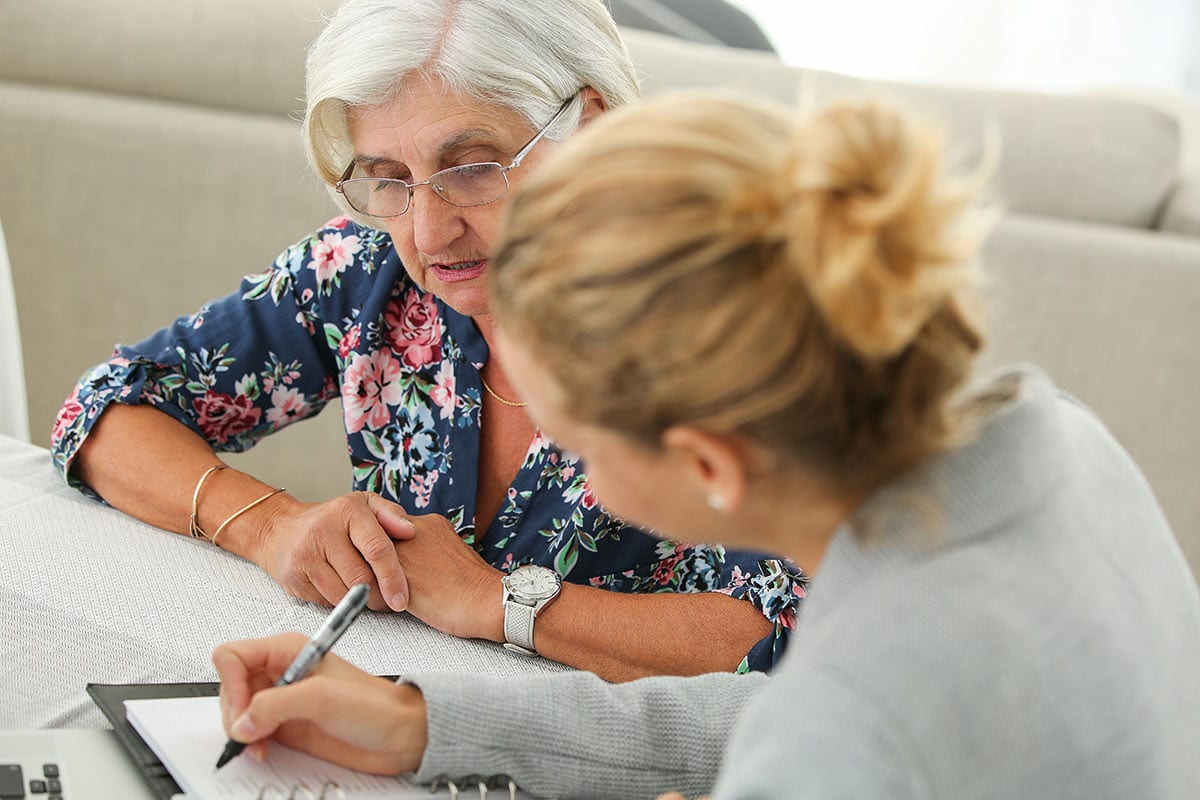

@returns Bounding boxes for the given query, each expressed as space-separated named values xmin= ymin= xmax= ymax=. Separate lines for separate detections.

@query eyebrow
xmin=353 ymin=128 xmax=506 ymax=170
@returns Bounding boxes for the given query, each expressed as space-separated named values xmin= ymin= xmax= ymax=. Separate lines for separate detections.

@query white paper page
xmin=125 ymin=696 xmax=424 ymax=799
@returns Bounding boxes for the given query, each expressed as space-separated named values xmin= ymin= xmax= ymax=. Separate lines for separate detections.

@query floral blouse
xmin=50 ymin=217 xmax=807 ymax=672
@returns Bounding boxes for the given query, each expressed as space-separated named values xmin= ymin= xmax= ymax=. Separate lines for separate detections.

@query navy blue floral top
xmin=51 ymin=217 xmax=807 ymax=672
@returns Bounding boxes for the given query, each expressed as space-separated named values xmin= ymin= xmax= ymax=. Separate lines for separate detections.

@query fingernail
xmin=231 ymin=713 xmax=255 ymax=741
xmin=388 ymin=591 xmax=408 ymax=611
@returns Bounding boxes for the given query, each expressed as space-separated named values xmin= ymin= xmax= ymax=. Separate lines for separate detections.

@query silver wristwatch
xmin=501 ymin=565 xmax=562 ymax=656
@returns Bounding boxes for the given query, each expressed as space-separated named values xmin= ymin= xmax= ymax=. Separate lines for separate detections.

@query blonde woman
xmin=212 ymin=95 xmax=1200 ymax=799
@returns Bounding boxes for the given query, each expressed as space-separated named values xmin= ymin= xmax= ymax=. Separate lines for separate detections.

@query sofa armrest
xmin=980 ymin=213 xmax=1200 ymax=573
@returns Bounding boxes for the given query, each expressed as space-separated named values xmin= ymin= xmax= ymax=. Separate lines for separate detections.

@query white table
xmin=0 ymin=435 xmax=569 ymax=729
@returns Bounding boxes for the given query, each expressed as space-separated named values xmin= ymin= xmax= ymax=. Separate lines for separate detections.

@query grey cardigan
xmin=410 ymin=367 xmax=1200 ymax=799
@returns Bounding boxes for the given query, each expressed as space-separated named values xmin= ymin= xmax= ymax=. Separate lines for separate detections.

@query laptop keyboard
xmin=0 ymin=761 xmax=66 ymax=799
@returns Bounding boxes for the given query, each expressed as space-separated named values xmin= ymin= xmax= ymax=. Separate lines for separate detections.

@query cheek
xmin=382 ymin=220 xmax=426 ymax=285
xmin=469 ymin=204 xmax=502 ymax=252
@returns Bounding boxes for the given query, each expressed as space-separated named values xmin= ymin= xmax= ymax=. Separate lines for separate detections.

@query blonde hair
xmin=491 ymin=93 xmax=989 ymax=495
xmin=302 ymin=0 xmax=640 ymax=217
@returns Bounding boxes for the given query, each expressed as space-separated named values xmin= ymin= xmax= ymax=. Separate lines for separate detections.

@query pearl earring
xmin=707 ymin=493 xmax=726 ymax=511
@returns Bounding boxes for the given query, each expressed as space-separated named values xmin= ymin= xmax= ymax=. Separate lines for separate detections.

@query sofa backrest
xmin=621 ymin=28 xmax=1183 ymax=231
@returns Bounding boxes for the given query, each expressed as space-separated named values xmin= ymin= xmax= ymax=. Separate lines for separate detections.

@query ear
xmin=660 ymin=426 xmax=750 ymax=514
xmin=576 ymin=86 xmax=609 ymax=128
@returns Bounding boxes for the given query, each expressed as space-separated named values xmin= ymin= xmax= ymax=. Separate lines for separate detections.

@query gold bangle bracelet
xmin=188 ymin=464 xmax=229 ymax=540
xmin=210 ymin=488 xmax=287 ymax=548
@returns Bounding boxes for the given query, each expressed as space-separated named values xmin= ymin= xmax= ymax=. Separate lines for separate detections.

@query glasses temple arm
xmin=508 ymin=94 xmax=578 ymax=170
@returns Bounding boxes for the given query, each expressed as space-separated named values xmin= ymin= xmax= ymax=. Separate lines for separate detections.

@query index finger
xmin=213 ymin=632 xmax=309 ymax=731
xmin=355 ymin=495 xmax=412 ymax=612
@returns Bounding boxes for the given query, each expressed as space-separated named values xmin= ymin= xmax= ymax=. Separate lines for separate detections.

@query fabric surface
xmin=979 ymin=214 xmax=1200 ymax=565
xmin=0 ymin=218 xmax=28 ymax=440
xmin=411 ymin=669 xmax=767 ymax=800
xmin=0 ymin=435 xmax=572 ymax=731
xmin=0 ymin=0 xmax=336 ymax=119
xmin=622 ymin=27 xmax=1183 ymax=229
xmin=50 ymin=217 xmax=807 ymax=673
xmin=714 ymin=367 xmax=1200 ymax=799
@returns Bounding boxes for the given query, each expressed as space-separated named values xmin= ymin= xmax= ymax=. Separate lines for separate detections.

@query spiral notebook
xmin=124 ymin=695 xmax=529 ymax=799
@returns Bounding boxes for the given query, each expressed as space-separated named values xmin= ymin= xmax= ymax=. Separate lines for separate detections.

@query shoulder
xmin=247 ymin=216 xmax=407 ymax=308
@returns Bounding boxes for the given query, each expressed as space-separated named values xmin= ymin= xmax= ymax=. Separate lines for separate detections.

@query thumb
xmin=366 ymin=495 xmax=416 ymax=541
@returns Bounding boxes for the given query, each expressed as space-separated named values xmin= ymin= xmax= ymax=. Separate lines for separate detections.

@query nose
xmin=408 ymin=186 xmax=467 ymax=257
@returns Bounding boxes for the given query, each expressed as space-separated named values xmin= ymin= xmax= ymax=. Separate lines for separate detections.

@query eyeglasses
xmin=335 ymin=93 xmax=579 ymax=219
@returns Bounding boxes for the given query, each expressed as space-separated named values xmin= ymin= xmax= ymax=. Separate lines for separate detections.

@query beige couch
xmin=1 ymin=2 xmax=1197 ymax=577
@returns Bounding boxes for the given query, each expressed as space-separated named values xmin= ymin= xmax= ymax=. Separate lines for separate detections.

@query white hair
xmin=303 ymin=0 xmax=642 ymax=207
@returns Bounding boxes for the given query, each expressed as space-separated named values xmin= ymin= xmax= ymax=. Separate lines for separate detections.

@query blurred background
xmin=619 ymin=0 xmax=1200 ymax=96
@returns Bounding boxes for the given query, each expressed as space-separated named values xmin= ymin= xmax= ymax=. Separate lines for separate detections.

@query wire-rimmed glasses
xmin=335 ymin=93 xmax=579 ymax=219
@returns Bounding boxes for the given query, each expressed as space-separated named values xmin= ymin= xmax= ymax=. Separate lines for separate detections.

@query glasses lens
xmin=340 ymin=179 xmax=410 ymax=218
xmin=432 ymin=163 xmax=509 ymax=207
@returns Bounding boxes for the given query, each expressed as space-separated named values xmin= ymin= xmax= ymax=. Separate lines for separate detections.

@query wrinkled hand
xmin=251 ymin=492 xmax=416 ymax=612
xmin=213 ymin=632 xmax=427 ymax=774
xmin=375 ymin=511 xmax=505 ymax=641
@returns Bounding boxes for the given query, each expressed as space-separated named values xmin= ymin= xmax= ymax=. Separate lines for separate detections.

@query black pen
xmin=215 ymin=582 xmax=371 ymax=770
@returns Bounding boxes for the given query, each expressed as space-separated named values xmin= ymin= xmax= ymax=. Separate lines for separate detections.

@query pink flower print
xmin=194 ymin=390 xmax=262 ymax=445
xmin=338 ymin=324 xmax=361 ymax=360
xmin=384 ymin=288 xmax=443 ymax=369
xmin=309 ymin=231 xmax=362 ymax=285
xmin=430 ymin=360 xmax=457 ymax=420
xmin=560 ymin=465 xmax=576 ymax=481
xmin=51 ymin=386 xmax=84 ymax=446
xmin=525 ymin=430 xmax=548 ymax=458
xmin=325 ymin=215 xmax=352 ymax=230
xmin=779 ymin=607 xmax=798 ymax=631
xmin=341 ymin=349 xmax=403 ymax=433
xmin=580 ymin=477 xmax=599 ymax=510
xmin=652 ymin=543 xmax=688 ymax=585
xmin=408 ymin=470 xmax=439 ymax=509
xmin=265 ymin=386 xmax=311 ymax=428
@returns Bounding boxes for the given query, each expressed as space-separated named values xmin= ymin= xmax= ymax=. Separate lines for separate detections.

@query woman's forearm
xmin=530 ymin=585 xmax=772 ymax=681
xmin=412 ymin=668 xmax=768 ymax=800
xmin=72 ymin=404 xmax=280 ymax=551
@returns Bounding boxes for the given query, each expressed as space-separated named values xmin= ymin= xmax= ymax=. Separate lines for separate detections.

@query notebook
xmin=123 ymin=695 xmax=529 ymax=799
xmin=87 ymin=681 xmax=223 ymax=800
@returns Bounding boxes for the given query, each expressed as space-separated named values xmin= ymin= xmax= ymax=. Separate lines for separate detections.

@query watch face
xmin=505 ymin=565 xmax=561 ymax=600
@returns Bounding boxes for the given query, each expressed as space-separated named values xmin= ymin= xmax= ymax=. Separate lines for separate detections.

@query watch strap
xmin=503 ymin=598 xmax=538 ymax=655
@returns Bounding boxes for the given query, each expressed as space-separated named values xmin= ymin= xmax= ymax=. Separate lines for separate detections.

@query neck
xmin=473 ymin=313 xmax=499 ymax=349
xmin=472 ymin=314 xmax=523 ymax=403
xmin=739 ymin=476 xmax=859 ymax=577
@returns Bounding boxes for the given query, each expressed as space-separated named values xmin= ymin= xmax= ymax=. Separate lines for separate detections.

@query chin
xmin=430 ymin=284 xmax=491 ymax=319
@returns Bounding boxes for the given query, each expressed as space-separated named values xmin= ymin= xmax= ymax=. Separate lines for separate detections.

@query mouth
xmin=428 ymin=259 xmax=488 ymax=283
xmin=437 ymin=259 xmax=484 ymax=271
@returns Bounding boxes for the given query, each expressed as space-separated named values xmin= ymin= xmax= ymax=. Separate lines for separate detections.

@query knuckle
xmin=359 ymin=535 xmax=395 ymax=563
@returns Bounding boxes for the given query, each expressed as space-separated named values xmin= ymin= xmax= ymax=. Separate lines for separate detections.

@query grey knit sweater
xmin=410 ymin=367 xmax=1200 ymax=799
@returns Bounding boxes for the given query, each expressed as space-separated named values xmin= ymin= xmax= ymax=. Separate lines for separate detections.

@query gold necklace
xmin=479 ymin=372 xmax=528 ymax=407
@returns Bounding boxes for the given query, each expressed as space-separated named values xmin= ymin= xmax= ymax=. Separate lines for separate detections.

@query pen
xmin=215 ymin=582 xmax=371 ymax=771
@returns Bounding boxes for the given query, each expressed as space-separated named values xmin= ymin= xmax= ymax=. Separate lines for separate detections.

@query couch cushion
xmin=621 ymin=28 xmax=1183 ymax=231
xmin=1161 ymin=178 xmax=1200 ymax=236
xmin=979 ymin=214 xmax=1200 ymax=572
xmin=0 ymin=79 xmax=344 ymax=500
xmin=0 ymin=0 xmax=336 ymax=119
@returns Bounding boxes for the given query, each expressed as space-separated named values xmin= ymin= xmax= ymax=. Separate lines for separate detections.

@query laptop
xmin=0 ymin=729 xmax=157 ymax=800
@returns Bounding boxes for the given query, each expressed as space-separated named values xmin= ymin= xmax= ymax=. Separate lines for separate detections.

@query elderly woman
xmin=211 ymin=95 xmax=1199 ymax=799
xmin=49 ymin=0 xmax=803 ymax=680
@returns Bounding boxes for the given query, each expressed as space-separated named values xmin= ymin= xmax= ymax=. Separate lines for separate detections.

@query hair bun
xmin=780 ymin=101 xmax=983 ymax=359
